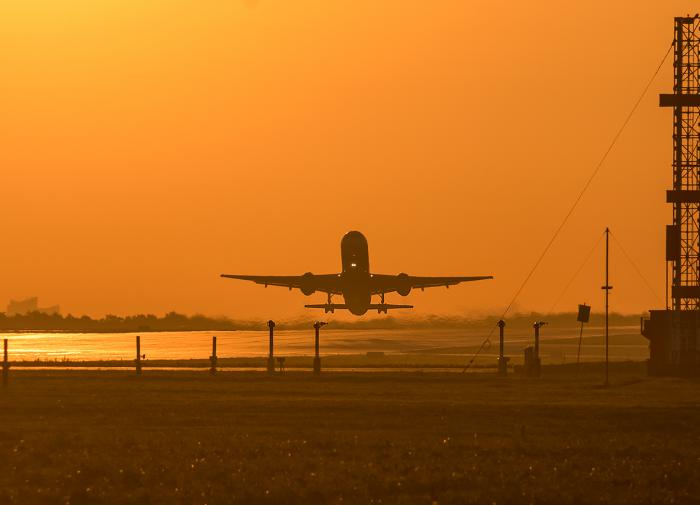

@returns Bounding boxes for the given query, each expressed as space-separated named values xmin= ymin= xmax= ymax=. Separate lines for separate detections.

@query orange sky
xmin=1 ymin=1 xmax=697 ymax=319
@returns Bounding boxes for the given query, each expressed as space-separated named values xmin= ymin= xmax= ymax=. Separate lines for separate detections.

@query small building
xmin=642 ymin=310 xmax=700 ymax=376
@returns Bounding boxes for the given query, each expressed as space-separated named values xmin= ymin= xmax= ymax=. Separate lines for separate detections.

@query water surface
xmin=1 ymin=326 xmax=648 ymax=363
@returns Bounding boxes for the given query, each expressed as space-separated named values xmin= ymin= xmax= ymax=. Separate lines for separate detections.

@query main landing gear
xmin=377 ymin=292 xmax=388 ymax=314
xmin=324 ymin=293 xmax=335 ymax=314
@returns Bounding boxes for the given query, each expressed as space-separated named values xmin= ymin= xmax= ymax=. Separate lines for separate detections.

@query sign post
xmin=576 ymin=303 xmax=591 ymax=366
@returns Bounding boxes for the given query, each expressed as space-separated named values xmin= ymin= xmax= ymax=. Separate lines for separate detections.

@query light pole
xmin=601 ymin=228 xmax=612 ymax=386
xmin=313 ymin=321 xmax=327 ymax=375
xmin=267 ymin=320 xmax=276 ymax=374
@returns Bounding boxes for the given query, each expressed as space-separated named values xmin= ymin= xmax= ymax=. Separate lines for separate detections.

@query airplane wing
xmin=220 ymin=273 xmax=342 ymax=294
xmin=370 ymin=274 xmax=493 ymax=294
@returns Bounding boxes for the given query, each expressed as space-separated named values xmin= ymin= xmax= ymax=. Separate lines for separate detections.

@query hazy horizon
xmin=0 ymin=302 xmax=649 ymax=327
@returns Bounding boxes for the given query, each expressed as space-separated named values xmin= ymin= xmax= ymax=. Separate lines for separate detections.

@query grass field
xmin=2 ymin=364 xmax=700 ymax=504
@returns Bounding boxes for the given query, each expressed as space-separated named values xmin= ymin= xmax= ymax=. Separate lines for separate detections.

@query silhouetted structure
xmin=643 ymin=16 xmax=700 ymax=376
xmin=602 ymin=229 xmax=612 ymax=386
xmin=576 ymin=303 xmax=591 ymax=365
xmin=313 ymin=321 xmax=326 ymax=375
xmin=6 ymin=297 xmax=59 ymax=316
xmin=2 ymin=339 xmax=8 ymax=388
xmin=267 ymin=320 xmax=275 ymax=374
xmin=210 ymin=336 xmax=217 ymax=375
xmin=221 ymin=231 xmax=492 ymax=315
xmin=135 ymin=336 xmax=142 ymax=375
xmin=524 ymin=321 xmax=545 ymax=377
xmin=497 ymin=320 xmax=508 ymax=376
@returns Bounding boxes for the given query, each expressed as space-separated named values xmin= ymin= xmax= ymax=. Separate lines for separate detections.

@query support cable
xmin=546 ymin=231 xmax=605 ymax=315
xmin=609 ymin=231 xmax=663 ymax=305
xmin=462 ymin=41 xmax=674 ymax=372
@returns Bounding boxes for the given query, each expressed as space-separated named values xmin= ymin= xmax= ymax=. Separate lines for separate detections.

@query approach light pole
xmin=267 ymin=320 xmax=276 ymax=374
xmin=313 ymin=321 xmax=327 ymax=375
xmin=601 ymin=228 xmax=612 ymax=386
xmin=533 ymin=321 xmax=547 ymax=377
xmin=497 ymin=319 xmax=508 ymax=376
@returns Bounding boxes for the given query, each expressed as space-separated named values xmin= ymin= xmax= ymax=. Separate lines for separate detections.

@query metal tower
xmin=661 ymin=16 xmax=700 ymax=310
xmin=643 ymin=15 xmax=700 ymax=375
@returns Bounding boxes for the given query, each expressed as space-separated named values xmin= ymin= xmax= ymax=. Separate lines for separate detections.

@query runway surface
xmin=1 ymin=326 xmax=647 ymax=363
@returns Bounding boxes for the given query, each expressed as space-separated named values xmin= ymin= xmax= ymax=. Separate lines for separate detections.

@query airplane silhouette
xmin=221 ymin=231 xmax=493 ymax=315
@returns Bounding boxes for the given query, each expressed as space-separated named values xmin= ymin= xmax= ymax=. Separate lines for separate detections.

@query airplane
xmin=221 ymin=230 xmax=493 ymax=315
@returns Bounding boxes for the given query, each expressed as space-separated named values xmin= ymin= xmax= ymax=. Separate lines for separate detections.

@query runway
xmin=1 ymin=326 xmax=647 ymax=365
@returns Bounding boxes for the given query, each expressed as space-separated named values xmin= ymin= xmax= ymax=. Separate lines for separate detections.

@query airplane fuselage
xmin=339 ymin=231 xmax=372 ymax=315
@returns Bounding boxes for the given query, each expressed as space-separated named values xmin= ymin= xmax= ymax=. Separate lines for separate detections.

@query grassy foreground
xmin=1 ymin=364 xmax=699 ymax=504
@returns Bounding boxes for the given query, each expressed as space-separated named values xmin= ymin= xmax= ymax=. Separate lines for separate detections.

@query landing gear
xmin=324 ymin=293 xmax=335 ymax=314
xmin=377 ymin=292 xmax=388 ymax=314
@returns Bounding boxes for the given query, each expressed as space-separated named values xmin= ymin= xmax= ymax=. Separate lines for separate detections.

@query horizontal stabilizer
xmin=304 ymin=303 xmax=413 ymax=314
xmin=368 ymin=303 xmax=413 ymax=314
xmin=305 ymin=303 xmax=348 ymax=314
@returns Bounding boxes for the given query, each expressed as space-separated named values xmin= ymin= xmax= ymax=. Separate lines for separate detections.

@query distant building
xmin=6 ymin=297 xmax=60 ymax=316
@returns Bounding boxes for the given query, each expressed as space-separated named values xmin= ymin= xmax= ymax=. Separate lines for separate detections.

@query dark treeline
xmin=321 ymin=312 xmax=645 ymax=330
xmin=0 ymin=310 xmax=646 ymax=332
xmin=0 ymin=312 xmax=246 ymax=333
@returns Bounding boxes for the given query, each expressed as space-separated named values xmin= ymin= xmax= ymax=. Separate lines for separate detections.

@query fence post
xmin=210 ymin=336 xmax=217 ymax=375
xmin=135 ymin=335 xmax=142 ymax=375
xmin=313 ymin=321 xmax=326 ymax=375
xmin=2 ymin=339 xmax=8 ymax=387
xmin=529 ymin=321 xmax=546 ymax=378
xmin=267 ymin=320 xmax=275 ymax=374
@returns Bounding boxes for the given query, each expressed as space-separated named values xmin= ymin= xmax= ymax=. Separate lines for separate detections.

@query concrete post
xmin=2 ymin=339 xmax=8 ymax=387
xmin=135 ymin=335 xmax=142 ymax=375
xmin=497 ymin=320 xmax=508 ymax=376
xmin=313 ymin=321 xmax=326 ymax=375
xmin=210 ymin=336 xmax=217 ymax=375
xmin=267 ymin=320 xmax=275 ymax=374
xmin=531 ymin=321 xmax=546 ymax=377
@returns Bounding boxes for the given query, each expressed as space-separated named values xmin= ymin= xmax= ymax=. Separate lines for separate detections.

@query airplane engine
xmin=300 ymin=272 xmax=316 ymax=296
xmin=397 ymin=273 xmax=411 ymax=296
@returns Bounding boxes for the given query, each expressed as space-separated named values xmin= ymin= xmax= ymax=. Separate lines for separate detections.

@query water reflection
xmin=0 ymin=327 xmax=648 ymax=363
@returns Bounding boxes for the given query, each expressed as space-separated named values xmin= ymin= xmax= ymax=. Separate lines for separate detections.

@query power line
xmin=609 ymin=231 xmax=663 ymax=306
xmin=547 ymin=231 xmax=605 ymax=314
xmin=463 ymin=41 xmax=674 ymax=372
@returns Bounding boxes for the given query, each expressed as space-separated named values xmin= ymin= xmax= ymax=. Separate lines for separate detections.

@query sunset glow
xmin=1 ymin=1 xmax=695 ymax=318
